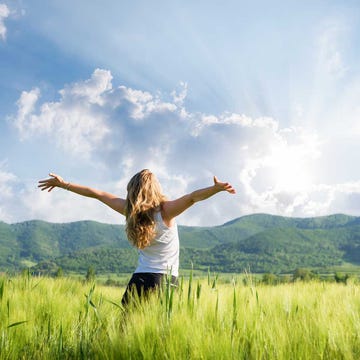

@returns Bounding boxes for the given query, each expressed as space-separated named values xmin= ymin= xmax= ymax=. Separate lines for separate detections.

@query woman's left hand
xmin=38 ymin=173 xmax=66 ymax=192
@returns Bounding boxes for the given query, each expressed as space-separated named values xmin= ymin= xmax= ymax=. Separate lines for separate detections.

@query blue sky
xmin=1 ymin=0 xmax=360 ymax=225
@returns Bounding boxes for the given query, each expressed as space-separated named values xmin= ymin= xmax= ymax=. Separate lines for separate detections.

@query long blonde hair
xmin=125 ymin=169 xmax=167 ymax=249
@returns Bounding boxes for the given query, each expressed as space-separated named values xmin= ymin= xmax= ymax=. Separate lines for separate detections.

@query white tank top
xmin=134 ymin=211 xmax=180 ymax=277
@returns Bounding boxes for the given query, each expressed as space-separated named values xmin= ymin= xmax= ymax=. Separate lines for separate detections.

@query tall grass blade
xmin=231 ymin=288 xmax=237 ymax=340
xmin=7 ymin=320 xmax=28 ymax=328
xmin=187 ymin=263 xmax=193 ymax=305
xmin=0 ymin=277 xmax=5 ymax=301
xmin=212 ymin=273 xmax=218 ymax=289
xmin=58 ymin=323 xmax=63 ymax=356
xmin=196 ymin=280 xmax=202 ymax=300
xmin=47 ymin=317 xmax=51 ymax=342
xmin=215 ymin=293 xmax=219 ymax=319
xmin=6 ymin=298 xmax=10 ymax=321
xmin=105 ymin=299 xmax=124 ymax=311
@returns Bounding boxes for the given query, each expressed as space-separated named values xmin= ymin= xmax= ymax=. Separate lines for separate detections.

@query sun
xmin=265 ymin=140 xmax=316 ymax=193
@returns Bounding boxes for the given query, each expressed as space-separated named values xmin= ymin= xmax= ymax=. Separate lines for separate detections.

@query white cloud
xmin=0 ymin=162 xmax=17 ymax=198
xmin=317 ymin=21 xmax=348 ymax=79
xmin=171 ymin=82 xmax=188 ymax=106
xmin=0 ymin=3 xmax=10 ymax=40
xmin=10 ymin=68 xmax=182 ymax=159
xmin=7 ymin=69 xmax=360 ymax=225
xmin=0 ymin=162 xmax=19 ymax=222
xmin=13 ymin=88 xmax=41 ymax=137
xmin=59 ymin=68 xmax=113 ymax=105
xmin=11 ymin=70 xmax=112 ymax=159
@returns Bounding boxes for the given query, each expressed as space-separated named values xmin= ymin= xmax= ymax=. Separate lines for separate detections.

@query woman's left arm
xmin=38 ymin=173 xmax=126 ymax=215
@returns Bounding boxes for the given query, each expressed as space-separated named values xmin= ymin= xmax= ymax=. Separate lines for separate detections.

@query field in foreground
xmin=0 ymin=275 xmax=359 ymax=359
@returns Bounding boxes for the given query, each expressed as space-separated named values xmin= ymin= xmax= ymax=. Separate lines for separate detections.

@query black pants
xmin=121 ymin=272 xmax=178 ymax=306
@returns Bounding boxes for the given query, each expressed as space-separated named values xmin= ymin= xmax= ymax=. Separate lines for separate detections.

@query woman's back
xmin=135 ymin=210 xmax=179 ymax=277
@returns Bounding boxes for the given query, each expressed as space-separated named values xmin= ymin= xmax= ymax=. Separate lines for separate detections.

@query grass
xmin=0 ymin=273 xmax=359 ymax=359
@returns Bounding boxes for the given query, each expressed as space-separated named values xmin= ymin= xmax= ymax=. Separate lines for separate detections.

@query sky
xmin=1 ymin=0 xmax=360 ymax=226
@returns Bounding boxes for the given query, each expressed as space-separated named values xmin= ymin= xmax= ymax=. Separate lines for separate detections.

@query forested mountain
xmin=0 ymin=213 xmax=359 ymax=274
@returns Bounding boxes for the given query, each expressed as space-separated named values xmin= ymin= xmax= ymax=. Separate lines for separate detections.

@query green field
xmin=0 ymin=274 xmax=359 ymax=359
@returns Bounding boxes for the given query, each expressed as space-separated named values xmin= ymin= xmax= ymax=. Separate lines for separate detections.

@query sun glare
xmin=266 ymin=144 xmax=315 ymax=193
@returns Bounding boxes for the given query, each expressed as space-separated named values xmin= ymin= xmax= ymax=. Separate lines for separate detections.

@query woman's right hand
xmin=213 ymin=176 xmax=236 ymax=194
xmin=38 ymin=173 xmax=67 ymax=192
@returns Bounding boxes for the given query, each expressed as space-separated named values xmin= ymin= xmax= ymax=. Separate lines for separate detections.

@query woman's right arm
xmin=38 ymin=173 xmax=126 ymax=215
xmin=161 ymin=176 xmax=235 ymax=223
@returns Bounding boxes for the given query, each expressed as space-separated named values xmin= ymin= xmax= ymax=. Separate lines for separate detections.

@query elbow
xmin=188 ymin=193 xmax=198 ymax=205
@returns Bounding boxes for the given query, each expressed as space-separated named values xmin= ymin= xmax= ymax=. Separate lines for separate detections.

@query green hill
xmin=0 ymin=220 xmax=128 ymax=270
xmin=0 ymin=214 xmax=359 ymax=275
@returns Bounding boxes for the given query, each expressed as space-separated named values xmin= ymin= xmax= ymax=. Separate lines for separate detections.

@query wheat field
xmin=0 ymin=273 xmax=359 ymax=359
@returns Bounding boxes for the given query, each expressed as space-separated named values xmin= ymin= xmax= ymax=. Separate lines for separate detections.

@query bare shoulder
xmin=98 ymin=192 xmax=126 ymax=215
xmin=160 ymin=201 xmax=174 ymax=226
xmin=160 ymin=196 xmax=193 ymax=225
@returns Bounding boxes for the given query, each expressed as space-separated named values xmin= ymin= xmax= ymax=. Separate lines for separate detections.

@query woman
xmin=38 ymin=170 xmax=235 ymax=305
